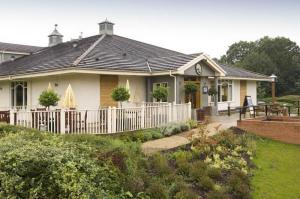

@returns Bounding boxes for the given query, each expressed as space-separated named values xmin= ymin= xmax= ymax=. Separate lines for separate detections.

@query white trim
xmin=0 ymin=69 xmax=176 ymax=81
xmin=220 ymin=76 xmax=272 ymax=82
xmin=177 ymin=53 xmax=226 ymax=76
xmin=72 ymin=34 xmax=106 ymax=66
xmin=0 ymin=51 xmax=30 ymax=55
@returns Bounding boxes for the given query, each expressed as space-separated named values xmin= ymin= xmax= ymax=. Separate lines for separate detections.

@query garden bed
xmin=237 ymin=116 xmax=300 ymax=144
xmin=0 ymin=124 xmax=255 ymax=198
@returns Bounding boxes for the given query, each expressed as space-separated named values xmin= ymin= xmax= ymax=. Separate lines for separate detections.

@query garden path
xmin=142 ymin=114 xmax=239 ymax=154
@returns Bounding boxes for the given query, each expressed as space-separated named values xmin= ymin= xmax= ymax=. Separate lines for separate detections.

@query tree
xmin=152 ymin=86 xmax=168 ymax=102
xmin=184 ymin=82 xmax=198 ymax=102
xmin=220 ymin=36 xmax=300 ymax=97
xmin=39 ymin=90 xmax=60 ymax=109
xmin=111 ymin=87 xmax=130 ymax=107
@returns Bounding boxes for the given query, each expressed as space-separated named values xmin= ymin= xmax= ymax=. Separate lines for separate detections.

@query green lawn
xmin=251 ymin=138 xmax=300 ymax=199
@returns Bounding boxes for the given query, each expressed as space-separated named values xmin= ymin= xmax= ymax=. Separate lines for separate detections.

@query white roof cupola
xmin=98 ymin=19 xmax=114 ymax=35
xmin=48 ymin=24 xmax=63 ymax=47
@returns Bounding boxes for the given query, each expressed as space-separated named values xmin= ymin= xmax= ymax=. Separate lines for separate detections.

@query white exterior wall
xmin=217 ymin=80 xmax=257 ymax=110
xmin=246 ymin=81 xmax=257 ymax=105
xmin=217 ymin=80 xmax=241 ymax=111
xmin=118 ymin=76 xmax=146 ymax=102
xmin=30 ymin=74 xmax=100 ymax=109
xmin=0 ymin=81 xmax=11 ymax=109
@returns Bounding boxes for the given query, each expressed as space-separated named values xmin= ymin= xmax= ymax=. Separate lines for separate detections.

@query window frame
xmin=217 ymin=80 xmax=233 ymax=103
xmin=152 ymin=82 xmax=168 ymax=102
xmin=10 ymin=81 xmax=28 ymax=108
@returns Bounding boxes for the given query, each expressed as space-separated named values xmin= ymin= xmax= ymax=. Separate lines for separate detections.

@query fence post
xmin=172 ymin=102 xmax=177 ymax=122
xmin=141 ymin=104 xmax=145 ymax=128
xmin=9 ymin=109 xmax=15 ymax=125
xmin=188 ymin=102 xmax=192 ymax=120
xmin=60 ymin=109 xmax=65 ymax=134
xmin=168 ymin=103 xmax=172 ymax=122
xmin=107 ymin=106 xmax=112 ymax=133
xmin=111 ymin=107 xmax=117 ymax=133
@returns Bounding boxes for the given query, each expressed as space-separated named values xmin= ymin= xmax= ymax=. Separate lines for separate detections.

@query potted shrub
xmin=207 ymin=86 xmax=218 ymax=115
xmin=111 ymin=87 xmax=130 ymax=107
xmin=38 ymin=90 xmax=60 ymax=109
xmin=184 ymin=82 xmax=198 ymax=103
xmin=152 ymin=86 xmax=168 ymax=102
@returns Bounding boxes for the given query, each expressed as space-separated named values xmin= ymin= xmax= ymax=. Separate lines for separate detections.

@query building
xmin=0 ymin=20 xmax=271 ymax=111
xmin=0 ymin=42 xmax=42 ymax=64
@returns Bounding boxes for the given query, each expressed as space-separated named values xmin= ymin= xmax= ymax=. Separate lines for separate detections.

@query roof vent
xmin=98 ymin=19 xmax=114 ymax=35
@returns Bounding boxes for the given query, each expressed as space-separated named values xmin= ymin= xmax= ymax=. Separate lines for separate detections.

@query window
xmin=11 ymin=81 xmax=27 ymax=108
xmin=100 ymin=24 xmax=105 ymax=31
xmin=217 ymin=80 xmax=233 ymax=102
xmin=153 ymin=82 xmax=168 ymax=102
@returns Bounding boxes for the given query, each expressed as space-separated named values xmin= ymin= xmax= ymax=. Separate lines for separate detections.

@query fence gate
xmin=0 ymin=111 xmax=10 ymax=123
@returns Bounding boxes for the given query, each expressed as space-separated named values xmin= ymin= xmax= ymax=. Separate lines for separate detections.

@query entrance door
xmin=100 ymin=75 xmax=118 ymax=107
xmin=184 ymin=81 xmax=201 ymax=109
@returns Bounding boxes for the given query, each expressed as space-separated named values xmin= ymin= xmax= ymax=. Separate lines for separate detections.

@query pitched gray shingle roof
xmin=0 ymin=42 xmax=43 ymax=54
xmin=219 ymin=63 xmax=270 ymax=79
xmin=0 ymin=34 xmax=269 ymax=80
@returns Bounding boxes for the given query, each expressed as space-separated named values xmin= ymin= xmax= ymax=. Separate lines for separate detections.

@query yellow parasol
xmin=47 ymin=82 xmax=53 ymax=91
xmin=125 ymin=79 xmax=131 ymax=101
xmin=62 ymin=84 xmax=76 ymax=109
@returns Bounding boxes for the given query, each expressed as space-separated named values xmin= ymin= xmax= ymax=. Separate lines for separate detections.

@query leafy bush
xmin=184 ymin=82 xmax=198 ymax=95
xmin=180 ymin=123 xmax=190 ymax=132
xmin=227 ymin=170 xmax=251 ymax=199
xmin=0 ymin=132 xmax=124 ymax=198
xmin=152 ymin=86 xmax=168 ymax=102
xmin=148 ymin=153 xmax=172 ymax=176
xmin=38 ymin=90 xmax=60 ymax=108
xmin=174 ymin=188 xmax=198 ymax=199
xmin=111 ymin=87 xmax=130 ymax=106
xmin=187 ymin=119 xmax=198 ymax=129
xmin=146 ymin=181 xmax=168 ymax=199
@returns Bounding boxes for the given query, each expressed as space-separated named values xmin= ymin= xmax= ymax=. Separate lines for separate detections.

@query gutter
xmin=169 ymin=70 xmax=176 ymax=103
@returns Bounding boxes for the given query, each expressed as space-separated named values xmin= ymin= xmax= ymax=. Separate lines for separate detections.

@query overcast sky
xmin=0 ymin=0 xmax=299 ymax=58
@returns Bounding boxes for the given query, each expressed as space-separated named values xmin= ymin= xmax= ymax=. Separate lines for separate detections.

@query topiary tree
xmin=38 ymin=90 xmax=60 ymax=109
xmin=152 ymin=86 xmax=168 ymax=102
xmin=184 ymin=82 xmax=198 ymax=102
xmin=111 ymin=87 xmax=130 ymax=107
xmin=208 ymin=86 xmax=218 ymax=103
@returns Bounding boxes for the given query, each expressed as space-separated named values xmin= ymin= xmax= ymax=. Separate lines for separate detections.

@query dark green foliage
xmin=111 ymin=87 xmax=130 ymax=103
xmin=207 ymin=190 xmax=229 ymax=199
xmin=0 ymin=124 xmax=255 ymax=199
xmin=184 ymin=82 xmax=198 ymax=95
xmin=152 ymin=86 xmax=168 ymax=102
xmin=220 ymin=36 xmax=300 ymax=96
xmin=208 ymin=87 xmax=218 ymax=96
xmin=148 ymin=153 xmax=172 ymax=176
xmin=227 ymin=170 xmax=251 ymax=199
xmin=146 ymin=181 xmax=168 ymax=199
xmin=207 ymin=167 xmax=222 ymax=180
xmin=38 ymin=90 xmax=60 ymax=108
xmin=174 ymin=188 xmax=199 ymax=199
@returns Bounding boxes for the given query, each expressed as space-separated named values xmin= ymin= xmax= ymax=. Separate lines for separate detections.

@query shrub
xmin=38 ymin=90 xmax=60 ymax=108
xmin=111 ymin=87 xmax=130 ymax=107
xmin=148 ymin=153 xmax=172 ymax=176
xmin=152 ymin=86 xmax=168 ymax=102
xmin=180 ymin=123 xmax=190 ymax=132
xmin=207 ymin=190 xmax=229 ymax=199
xmin=207 ymin=167 xmax=222 ymax=180
xmin=227 ymin=170 xmax=251 ymax=199
xmin=187 ymin=119 xmax=198 ymax=129
xmin=174 ymin=189 xmax=199 ymax=199
xmin=0 ymin=132 xmax=124 ymax=198
xmin=146 ymin=181 xmax=168 ymax=199
xmin=197 ymin=176 xmax=214 ymax=191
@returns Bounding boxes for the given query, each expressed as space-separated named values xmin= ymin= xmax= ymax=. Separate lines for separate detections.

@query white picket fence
xmin=9 ymin=102 xmax=191 ymax=134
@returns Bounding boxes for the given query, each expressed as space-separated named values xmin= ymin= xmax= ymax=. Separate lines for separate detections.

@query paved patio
xmin=142 ymin=114 xmax=240 ymax=154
